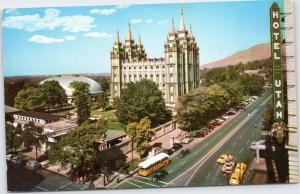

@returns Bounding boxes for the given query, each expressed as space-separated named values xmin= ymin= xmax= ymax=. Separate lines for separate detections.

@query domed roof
xmin=40 ymin=75 xmax=102 ymax=96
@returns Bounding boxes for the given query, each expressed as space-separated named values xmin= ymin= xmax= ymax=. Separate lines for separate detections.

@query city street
xmin=115 ymin=93 xmax=271 ymax=189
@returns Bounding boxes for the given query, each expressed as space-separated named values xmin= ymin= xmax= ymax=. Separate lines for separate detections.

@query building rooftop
xmin=5 ymin=105 xmax=20 ymax=114
xmin=105 ymin=129 xmax=126 ymax=141
xmin=43 ymin=119 xmax=77 ymax=132
xmin=14 ymin=111 xmax=60 ymax=121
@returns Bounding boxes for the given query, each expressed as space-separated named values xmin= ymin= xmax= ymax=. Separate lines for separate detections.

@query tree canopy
xmin=48 ymin=120 xmax=126 ymax=182
xmin=70 ymin=81 xmax=91 ymax=125
xmin=22 ymin=122 xmax=48 ymax=159
xmin=126 ymin=117 xmax=152 ymax=157
xmin=99 ymin=77 xmax=110 ymax=93
xmin=6 ymin=124 xmax=22 ymax=153
xmin=116 ymin=79 xmax=171 ymax=127
xmin=14 ymin=81 xmax=67 ymax=112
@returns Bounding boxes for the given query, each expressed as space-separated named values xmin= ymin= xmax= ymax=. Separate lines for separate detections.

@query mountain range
xmin=201 ymin=43 xmax=271 ymax=69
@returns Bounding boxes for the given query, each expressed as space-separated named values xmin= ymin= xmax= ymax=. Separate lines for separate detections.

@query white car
xmin=182 ymin=137 xmax=193 ymax=144
xmin=6 ymin=154 xmax=14 ymax=161
xmin=26 ymin=160 xmax=41 ymax=170
xmin=250 ymin=141 xmax=266 ymax=150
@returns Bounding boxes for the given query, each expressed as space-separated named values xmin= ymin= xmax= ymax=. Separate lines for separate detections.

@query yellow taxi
xmin=229 ymin=172 xmax=241 ymax=185
xmin=235 ymin=163 xmax=247 ymax=178
xmin=221 ymin=161 xmax=235 ymax=174
xmin=217 ymin=153 xmax=234 ymax=164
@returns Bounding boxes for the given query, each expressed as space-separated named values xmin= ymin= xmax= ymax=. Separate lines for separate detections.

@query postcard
xmin=2 ymin=0 xmax=297 ymax=191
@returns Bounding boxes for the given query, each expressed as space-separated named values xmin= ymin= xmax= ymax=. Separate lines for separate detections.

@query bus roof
xmin=138 ymin=153 xmax=169 ymax=169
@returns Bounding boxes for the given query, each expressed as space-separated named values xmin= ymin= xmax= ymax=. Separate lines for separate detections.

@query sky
xmin=2 ymin=0 xmax=284 ymax=76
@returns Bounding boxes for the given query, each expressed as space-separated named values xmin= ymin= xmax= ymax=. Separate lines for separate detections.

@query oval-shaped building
xmin=40 ymin=75 xmax=102 ymax=102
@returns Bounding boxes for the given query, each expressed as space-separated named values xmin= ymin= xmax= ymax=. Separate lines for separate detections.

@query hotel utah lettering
xmin=270 ymin=3 xmax=287 ymax=143
xmin=271 ymin=3 xmax=284 ymax=122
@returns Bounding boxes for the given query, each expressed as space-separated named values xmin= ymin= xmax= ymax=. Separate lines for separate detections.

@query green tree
xmin=40 ymin=80 xmax=67 ymax=110
xmin=240 ymin=74 xmax=265 ymax=96
xmin=22 ymin=122 xmax=48 ymax=159
xmin=14 ymin=86 xmax=46 ymax=111
xmin=116 ymin=79 xmax=171 ymax=127
xmin=177 ymin=84 xmax=230 ymax=131
xmin=99 ymin=77 xmax=110 ymax=93
xmin=70 ymin=81 xmax=91 ymax=125
xmin=49 ymin=120 xmax=126 ymax=183
xmin=6 ymin=124 xmax=22 ymax=153
xmin=126 ymin=117 xmax=152 ymax=157
xmin=98 ymin=92 xmax=108 ymax=110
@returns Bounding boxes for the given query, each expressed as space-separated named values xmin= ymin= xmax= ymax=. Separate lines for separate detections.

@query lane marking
xmin=35 ymin=186 xmax=48 ymax=191
xmin=131 ymin=179 xmax=160 ymax=188
xmin=56 ymin=182 xmax=73 ymax=190
xmin=137 ymin=176 xmax=168 ymax=185
xmin=239 ymin=147 xmax=244 ymax=154
xmin=127 ymin=181 xmax=142 ymax=188
xmin=168 ymin=95 xmax=271 ymax=187
xmin=206 ymin=172 xmax=211 ymax=179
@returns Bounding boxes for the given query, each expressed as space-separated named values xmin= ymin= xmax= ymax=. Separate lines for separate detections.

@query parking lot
xmin=7 ymin=162 xmax=88 ymax=192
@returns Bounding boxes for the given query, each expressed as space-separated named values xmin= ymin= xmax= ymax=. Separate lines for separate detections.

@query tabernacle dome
xmin=40 ymin=75 xmax=102 ymax=97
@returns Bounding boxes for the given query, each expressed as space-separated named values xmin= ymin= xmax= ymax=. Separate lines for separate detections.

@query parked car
xmin=221 ymin=115 xmax=230 ymax=120
xmin=152 ymin=169 xmax=169 ymax=182
xmin=162 ymin=149 xmax=174 ymax=156
xmin=179 ymin=148 xmax=191 ymax=158
xmin=25 ymin=160 xmax=41 ymax=170
xmin=182 ymin=137 xmax=193 ymax=144
xmin=11 ymin=156 xmax=25 ymax=165
xmin=172 ymin=143 xmax=182 ymax=151
xmin=6 ymin=154 xmax=14 ymax=161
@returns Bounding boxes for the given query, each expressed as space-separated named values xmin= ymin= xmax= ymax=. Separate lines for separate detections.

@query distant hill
xmin=201 ymin=43 xmax=271 ymax=69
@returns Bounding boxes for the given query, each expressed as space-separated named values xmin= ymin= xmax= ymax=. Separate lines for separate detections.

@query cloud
xmin=29 ymin=35 xmax=64 ymax=44
xmin=64 ymin=36 xmax=76 ymax=40
xmin=157 ymin=20 xmax=168 ymax=25
xmin=5 ymin=8 xmax=19 ymax=15
xmin=115 ymin=5 xmax=131 ymax=9
xmin=84 ymin=32 xmax=112 ymax=38
xmin=146 ymin=19 xmax=153 ymax=23
xmin=131 ymin=18 xmax=142 ymax=24
xmin=89 ymin=8 xmax=116 ymax=15
xmin=3 ymin=8 xmax=95 ymax=32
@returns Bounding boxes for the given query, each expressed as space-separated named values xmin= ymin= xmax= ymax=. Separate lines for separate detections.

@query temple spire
xmin=170 ymin=17 xmax=176 ymax=34
xmin=188 ymin=25 xmax=193 ymax=37
xmin=138 ymin=34 xmax=142 ymax=46
xmin=179 ymin=6 xmax=185 ymax=31
xmin=114 ymin=31 xmax=120 ymax=43
xmin=126 ymin=23 xmax=133 ymax=41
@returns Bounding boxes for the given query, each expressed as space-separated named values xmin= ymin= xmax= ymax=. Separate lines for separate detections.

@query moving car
xmin=25 ymin=160 xmax=41 ymax=170
xmin=179 ymin=148 xmax=190 ymax=158
xmin=235 ymin=163 xmax=247 ymax=178
xmin=217 ymin=153 xmax=234 ymax=164
xmin=221 ymin=161 xmax=235 ymax=174
xmin=229 ymin=172 xmax=241 ymax=185
xmin=152 ymin=169 xmax=169 ymax=182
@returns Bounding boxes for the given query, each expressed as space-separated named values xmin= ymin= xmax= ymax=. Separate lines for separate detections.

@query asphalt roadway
xmin=115 ymin=92 xmax=272 ymax=189
xmin=7 ymin=162 xmax=88 ymax=192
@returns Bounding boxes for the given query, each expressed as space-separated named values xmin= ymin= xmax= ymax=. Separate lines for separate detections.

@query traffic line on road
xmin=131 ymin=179 xmax=160 ymax=187
xmin=127 ymin=181 xmax=143 ymax=188
xmin=137 ymin=176 xmax=168 ymax=185
xmin=56 ymin=182 xmax=73 ymax=190
xmin=34 ymin=186 xmax=48 ymax=191
xmin=239 ymin=147 xmax=244 ymax=154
